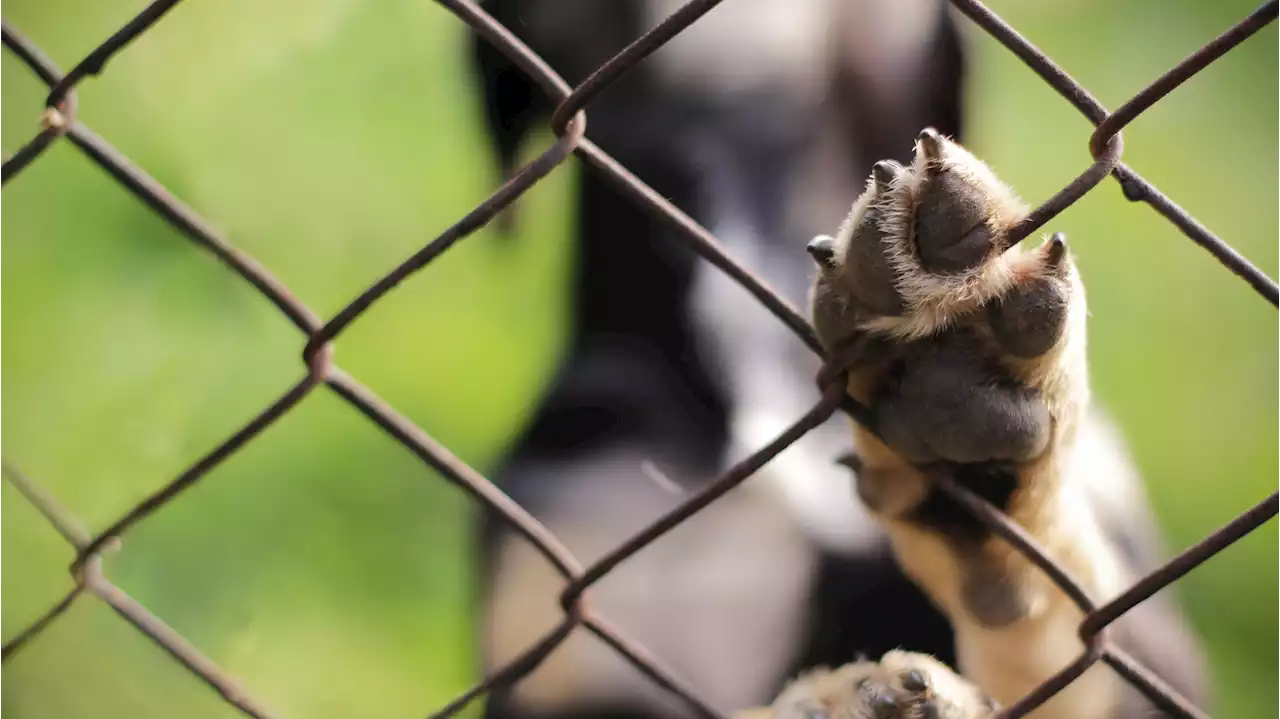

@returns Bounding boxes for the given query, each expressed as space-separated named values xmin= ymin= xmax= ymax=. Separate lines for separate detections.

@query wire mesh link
xmin=2 ymin=1 xmax=1277 ymax=718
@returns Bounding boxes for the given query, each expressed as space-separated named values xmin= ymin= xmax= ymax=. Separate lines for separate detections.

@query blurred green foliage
xmin=2 ymin=0 xmax=1275 ymax=717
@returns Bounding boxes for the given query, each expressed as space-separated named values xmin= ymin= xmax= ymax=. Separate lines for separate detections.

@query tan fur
xmin=798 ymin=130 xmax=1133 ymax=717
xmin=736 ymin=650 xmax=996 ymax=719
xmin=862 ymin=134 xmax=1028 ymax=341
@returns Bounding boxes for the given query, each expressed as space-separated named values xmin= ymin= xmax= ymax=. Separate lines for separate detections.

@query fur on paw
xmin=737 ymin=650 xmax=998 ymax=719
xmin=807 ymin=128 xmax=1089 ymax=520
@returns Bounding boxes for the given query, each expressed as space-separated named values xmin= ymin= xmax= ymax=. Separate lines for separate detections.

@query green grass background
xmin=1 ymin=0 xmax=1275 ymax=717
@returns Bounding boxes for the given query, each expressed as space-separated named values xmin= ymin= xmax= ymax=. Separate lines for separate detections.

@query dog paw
xmin=983 ymin=233 xmax=1072 ymax=360
xmin=872 ymin=329 xmax=1053 ymax=465
xmin=808 ymin=128 xmax=1033 ymax=353
xmin=807 ymin=128 xmax=1087 ymax=514
xmin=754 ymin=651 xmax=998 ymax=719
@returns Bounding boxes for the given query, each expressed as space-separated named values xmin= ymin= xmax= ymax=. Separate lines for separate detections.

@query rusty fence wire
xmin=2 ymin=0 xmax=1278 ymax=717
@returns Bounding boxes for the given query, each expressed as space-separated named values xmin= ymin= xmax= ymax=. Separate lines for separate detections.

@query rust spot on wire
xmin=1 ymin=20 xmax=76 ymax=184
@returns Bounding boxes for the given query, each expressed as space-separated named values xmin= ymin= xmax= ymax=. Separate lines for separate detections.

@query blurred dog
xmin=464 ymin=2 xmax=1206 ymax=717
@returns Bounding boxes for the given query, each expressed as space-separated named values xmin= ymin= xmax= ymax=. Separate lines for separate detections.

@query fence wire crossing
xmin=2 ymin=0 xmax=1278 ymax=717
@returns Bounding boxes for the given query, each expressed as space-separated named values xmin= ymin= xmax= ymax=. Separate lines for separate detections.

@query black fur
xmin=907 ymin=462 xmax=1019 ymax=546
xmin=465 ymin=2 xmax=969 ymax=717
xmin=463 ymin=1 xmax=1214 ymax=715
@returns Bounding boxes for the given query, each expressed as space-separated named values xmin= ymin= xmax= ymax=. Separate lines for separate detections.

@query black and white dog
xmin=464 ymin=2 xmax=1206 ymax=717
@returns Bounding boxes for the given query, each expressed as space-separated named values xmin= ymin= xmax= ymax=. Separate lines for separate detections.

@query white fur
xmin=688 ymin=221 xmax=884 ymax=555
xmin=643 ymin=0 xmax=835 ymax=101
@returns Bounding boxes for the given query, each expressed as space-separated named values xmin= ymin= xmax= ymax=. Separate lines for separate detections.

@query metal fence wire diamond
xmin=2 ymin=1 xmax=1278 ymax=718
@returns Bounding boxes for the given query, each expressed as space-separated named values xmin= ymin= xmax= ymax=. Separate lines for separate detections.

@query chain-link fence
xmin=2 ymin=1 xmax=1277 ymax=717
